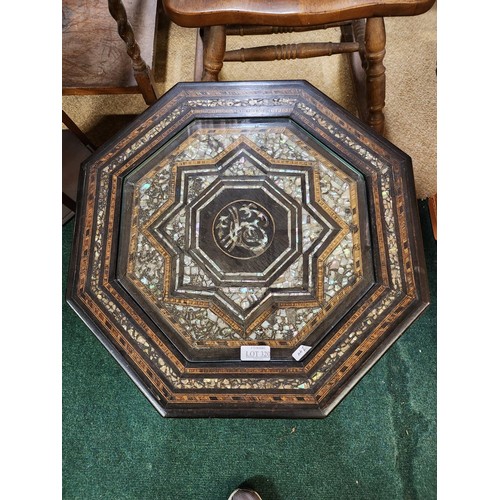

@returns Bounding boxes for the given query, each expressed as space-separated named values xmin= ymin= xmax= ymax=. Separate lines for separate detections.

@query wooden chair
xmin=62 ymin=112 xmax=94 ymax=224
xmin=63 ymin=0 xmax=160 ymax=105
xmin=63 ymin=0 xmax=162 ymax=223
xmin=162 ymin=0 xmax=435 ymax=134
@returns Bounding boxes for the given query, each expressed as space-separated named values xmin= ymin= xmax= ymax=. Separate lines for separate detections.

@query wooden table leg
xmin=428 ymin=194 xmax=437 ymax=240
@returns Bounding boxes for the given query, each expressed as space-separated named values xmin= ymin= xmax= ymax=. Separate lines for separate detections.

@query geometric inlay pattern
xmin=117 ymin=121 xmax=369 ymax=356
xmin=68 ymin=81 xmax=429 ymax=417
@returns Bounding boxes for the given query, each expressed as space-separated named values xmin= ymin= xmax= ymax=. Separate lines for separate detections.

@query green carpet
xmin=62 ymin=200 xmax=436 ymax=500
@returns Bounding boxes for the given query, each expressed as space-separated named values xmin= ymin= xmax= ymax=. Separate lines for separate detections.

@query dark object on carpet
xmin=228 ymin=488 xmax=262 ymax=500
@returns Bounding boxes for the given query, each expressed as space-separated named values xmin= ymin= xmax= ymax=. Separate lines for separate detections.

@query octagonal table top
xmin=67 ymin=81 xmax=429 ymax=418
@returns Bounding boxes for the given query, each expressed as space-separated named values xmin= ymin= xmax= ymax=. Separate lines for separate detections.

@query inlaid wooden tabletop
xmin=67 ymin=81 xmax=429 ymax=417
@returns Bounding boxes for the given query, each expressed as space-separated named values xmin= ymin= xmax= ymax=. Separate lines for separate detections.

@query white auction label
xmin=292 ymin=345 xmax=312 ymax=361
xmin=240 ymin=345 xmax=271 ymax=361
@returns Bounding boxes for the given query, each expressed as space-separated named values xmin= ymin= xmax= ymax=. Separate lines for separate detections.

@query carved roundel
xmin=213 ymin=200 xmax=274 ymax=259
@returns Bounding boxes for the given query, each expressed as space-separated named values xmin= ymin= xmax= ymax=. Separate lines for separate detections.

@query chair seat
xmin=163 ymin=0 xmax=435 ymax=27
xmin=63 ymin=0 xmax=158 ymax=93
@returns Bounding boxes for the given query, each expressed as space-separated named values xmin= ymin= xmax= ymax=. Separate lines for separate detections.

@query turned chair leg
xmin=108 ymin=0 xmax=158 ymax=104
xmin=200 ymin=19 xmax=386 ymax=135
xmin=364 ymin=17 xmax=386 ymax=134
xmin=202 ymin=25 xmax=226 ymax=81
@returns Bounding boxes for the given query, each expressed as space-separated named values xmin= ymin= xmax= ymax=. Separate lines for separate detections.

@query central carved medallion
xmin=214 ymin=200 xmax=274 ymax=259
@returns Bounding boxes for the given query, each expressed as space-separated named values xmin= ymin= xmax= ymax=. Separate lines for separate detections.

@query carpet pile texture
xmin=62 ymin=201 xmax=436 ymax=500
